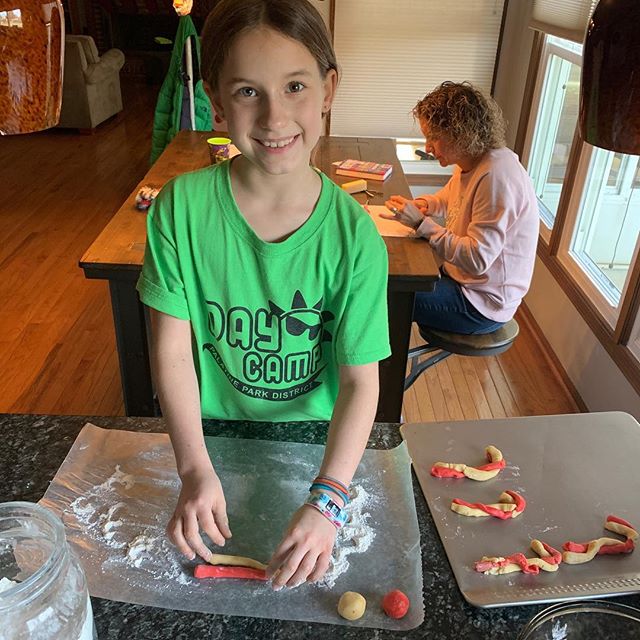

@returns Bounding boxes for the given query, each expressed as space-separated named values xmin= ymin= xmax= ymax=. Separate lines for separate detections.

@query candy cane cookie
xmin=431 ymin=445 xmax=506 ymax=481
xmin=451 ymin=490 xmax=526 ymax=520
xmin=562 ymin=515 xmax=638 ymax=564
xmin=475 ymin=540 xmax=562 ymax=575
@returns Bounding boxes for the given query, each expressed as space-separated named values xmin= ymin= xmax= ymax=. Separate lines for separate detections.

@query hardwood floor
xmin=401 ymin=310 xmax=582 ymax=423
xmin=0 ymin=82 xmax=158 ymax=415
xmin=0 ymin=82 xmax=582 ymax=420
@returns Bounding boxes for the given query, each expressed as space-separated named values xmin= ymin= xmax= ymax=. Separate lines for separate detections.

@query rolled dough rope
xmin=475 ymin=540 xmax=562 ymax=575
xmin=206 ymin=552 xmax=267 ymax=571
xmin=194 ymin=565 xmax=268 ymax=580
xmin=431 ymin=445 xmax=506 ymax=481
xmin=562 ymin=515 xmax=637 ymax=564
xmin=451 ymin=490 xmax=526 ymax=520
xmin=606 ymin=515 xmax=639 ymax=541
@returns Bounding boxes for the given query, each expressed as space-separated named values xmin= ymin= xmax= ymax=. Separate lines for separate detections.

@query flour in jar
xmin=0 ymin=577 xmax=17 ymax=592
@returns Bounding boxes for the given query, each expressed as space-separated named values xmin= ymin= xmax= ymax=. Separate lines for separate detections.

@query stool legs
xmin=404 ymin=346 xmax=453 ymax=390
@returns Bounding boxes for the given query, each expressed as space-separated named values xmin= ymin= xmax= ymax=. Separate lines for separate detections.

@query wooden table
xmin=80 ymin=131 xmax=440 ymax=421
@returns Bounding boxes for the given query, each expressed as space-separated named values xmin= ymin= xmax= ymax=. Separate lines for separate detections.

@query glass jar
xmin=0 ymin=0 xmax=64 ymax=134
xmin=517 ymin=600 xmax=640 ymax=639
xmin=0 ymin=502 xmax=96 ymax=640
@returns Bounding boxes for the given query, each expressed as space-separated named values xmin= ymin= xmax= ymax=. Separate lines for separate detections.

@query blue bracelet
xmin=309 ymin=482 xmax=350 ymax=505
xmin=304 ymin=492 xmax=348 ymax=529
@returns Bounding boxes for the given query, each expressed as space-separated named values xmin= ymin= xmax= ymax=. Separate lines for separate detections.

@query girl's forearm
xmin=151 ymin=331 xmax=212 ymax=477
xmin=318 ymin=365 xmax=379 ymax=490
xmin=157 ymin=362 xmax=213 ymax=477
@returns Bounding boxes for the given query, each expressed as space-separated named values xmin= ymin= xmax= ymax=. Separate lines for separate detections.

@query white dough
xmin=337 ymin=591 xmax=367 ymax=620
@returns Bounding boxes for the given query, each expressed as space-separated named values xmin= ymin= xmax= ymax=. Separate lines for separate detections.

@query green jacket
xmin=150 ymin=15 xmax=212 ymax=165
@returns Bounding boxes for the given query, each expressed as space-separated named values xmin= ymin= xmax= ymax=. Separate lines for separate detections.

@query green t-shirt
xmin=137 ymin=161 xmax=391 ymax=421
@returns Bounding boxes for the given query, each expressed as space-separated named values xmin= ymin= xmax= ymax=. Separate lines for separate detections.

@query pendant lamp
xmin=579 ymin=0 xmax=640 ymax=155
xmin=0 ymin=0 xmax=64 ymax=135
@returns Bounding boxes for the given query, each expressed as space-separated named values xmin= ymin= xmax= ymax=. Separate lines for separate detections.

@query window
xmin=523 ymin=37 xmax=581 ymax=236
xmin=558 ymin=144 xmax=640 ymax=326
xmin=522 ymin=24 xmax=640 ymax=385
xmin=571 ymin=152 xmax=640 ymax=304
xmin=329 ymin=0 xmax=505 ymax=138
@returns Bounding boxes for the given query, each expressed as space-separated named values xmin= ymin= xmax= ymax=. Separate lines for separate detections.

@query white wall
xmin=527 ymin=258 xmax=640 ymax=416
xmin=493 ymin=3 xmax=640 ymax=417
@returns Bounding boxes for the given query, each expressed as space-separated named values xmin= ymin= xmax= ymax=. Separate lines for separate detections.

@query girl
xmin=385 ymin=82 xmax=539 ymax=334
xmin=136 ymin=0 xmax=390 ymax=589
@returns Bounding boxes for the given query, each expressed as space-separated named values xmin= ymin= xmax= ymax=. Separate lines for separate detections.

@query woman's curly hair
xmin=413 ymin=81 xmax=506 ymax=158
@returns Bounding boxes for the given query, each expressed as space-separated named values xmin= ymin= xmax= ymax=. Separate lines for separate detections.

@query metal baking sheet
xmin=401 ymin=411 xmax=640 ymax=608
xmin=40 ymin=424 xmax=423 ymax=630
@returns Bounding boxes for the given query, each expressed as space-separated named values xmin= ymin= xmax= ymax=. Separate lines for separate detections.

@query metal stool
xmin=404 ymin=318 xmax=520 ymax=390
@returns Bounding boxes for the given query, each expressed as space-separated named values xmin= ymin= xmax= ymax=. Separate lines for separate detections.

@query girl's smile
xmin=254 ymin=134 xmax=301 ymax=156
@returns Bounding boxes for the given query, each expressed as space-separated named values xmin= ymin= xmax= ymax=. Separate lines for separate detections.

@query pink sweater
xmin=416 ymin=148 xmax=539 ymax=322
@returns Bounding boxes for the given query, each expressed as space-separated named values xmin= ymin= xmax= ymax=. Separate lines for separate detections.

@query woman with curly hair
xmin=385 ymin=81 xmax=539 ymax=334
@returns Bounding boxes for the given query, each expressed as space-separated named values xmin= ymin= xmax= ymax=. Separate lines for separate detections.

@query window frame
xmin=521 ymin=39 xmax=583 ymax=243
xmin=518 ymin=30 xmax=640 ymax=394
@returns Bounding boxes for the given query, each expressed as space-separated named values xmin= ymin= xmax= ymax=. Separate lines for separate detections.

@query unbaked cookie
xmin=431 ymin=445 xmax=505 ymax=481
xmin=562 ymin=515 xmax=638 ymax=564
xmin=475 ymin=539 xmax=562 ymax=575
xmin=451 ymin=490 xmax=526 ymax=520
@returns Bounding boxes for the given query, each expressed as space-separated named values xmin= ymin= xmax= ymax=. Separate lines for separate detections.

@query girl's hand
xmin=266 ymin=505 xmax=337 ymax=589
xmin=382 ymin=197 xmax=425 ymax=230
xmin=167 ymin=467 xmax=232 ymax=561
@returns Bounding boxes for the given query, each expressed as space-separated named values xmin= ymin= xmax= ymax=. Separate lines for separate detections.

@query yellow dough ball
xmin=337 ymin=591 xmax=367 ymax=620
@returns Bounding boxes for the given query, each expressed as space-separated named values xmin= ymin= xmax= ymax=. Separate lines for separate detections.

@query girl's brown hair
xmin=413 ymin=81 xmax=506 ymax=158
xmin=201 ymin=0 xmax=338 ymax=89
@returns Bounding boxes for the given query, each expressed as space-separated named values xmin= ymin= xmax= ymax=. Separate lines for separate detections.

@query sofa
xmin=58 ymin=35 xmax=125 ymax=130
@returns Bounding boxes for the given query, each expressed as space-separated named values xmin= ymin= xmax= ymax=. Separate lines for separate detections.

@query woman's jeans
xmin=413 ymin=273 xmax=504 ymax=335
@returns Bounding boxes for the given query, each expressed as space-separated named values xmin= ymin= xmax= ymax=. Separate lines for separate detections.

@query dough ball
xmin=382 ymin=589 xmax=410 ymax=619
xmin=337 ymin=591 xmax=367 ymax=620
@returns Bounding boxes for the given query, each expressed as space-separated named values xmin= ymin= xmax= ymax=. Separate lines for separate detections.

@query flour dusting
xmin=318 ymin=485 xmax=376 ymax=588
xmin=69 ymin=466 xmax=190 ymax=585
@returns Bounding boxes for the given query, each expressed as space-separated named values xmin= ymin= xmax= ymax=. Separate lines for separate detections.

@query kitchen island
xmin=2 ymin=414 xmax=639 ymax=638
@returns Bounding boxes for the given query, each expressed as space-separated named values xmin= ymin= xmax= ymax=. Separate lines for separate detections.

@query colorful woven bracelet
xmin=314 ymin=474 xmax=349 ymax=494
xmin=311 ymin=476 xmax=350 ymax=504
xmin=304 ymin=492 xmax=348 ymax=529
xmin=309 ymin=482 xmax=349 ymax=505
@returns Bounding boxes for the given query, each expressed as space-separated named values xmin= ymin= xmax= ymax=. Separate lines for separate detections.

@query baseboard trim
xmin=518 ymin=303 xmax=588 ymax=413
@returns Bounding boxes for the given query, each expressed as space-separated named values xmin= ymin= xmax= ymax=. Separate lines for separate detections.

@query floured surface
xmin=41 ymin=424 xmax=423 ymax=630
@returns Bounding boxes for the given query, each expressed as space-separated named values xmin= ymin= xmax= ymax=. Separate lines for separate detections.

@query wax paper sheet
xmin=40 ymin=424 xmax=423 ymax=630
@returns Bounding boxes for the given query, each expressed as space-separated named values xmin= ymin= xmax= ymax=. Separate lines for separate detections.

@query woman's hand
xmin=266 ymin=505 xmax=337 ymax=589
xmin=382 ymin=196 xmax=426 ymax=230
xmin=385 ymin=194 xmax=430 ymax=214
xmin=167 ymin=466 xmax=232 ymax=561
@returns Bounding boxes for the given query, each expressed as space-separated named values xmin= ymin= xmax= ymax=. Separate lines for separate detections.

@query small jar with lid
xmin=0 ymin=502 xmax=96 ymax=640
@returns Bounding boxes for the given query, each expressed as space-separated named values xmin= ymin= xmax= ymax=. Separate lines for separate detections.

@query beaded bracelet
xmin=304 ymin=492 xmax=348 ymax=529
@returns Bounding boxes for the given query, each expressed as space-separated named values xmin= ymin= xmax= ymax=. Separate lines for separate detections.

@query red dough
xmin=382 ymin=589 xmax=410 ymax=619
xmin=193 ymin=565 xmax=267 ymax=580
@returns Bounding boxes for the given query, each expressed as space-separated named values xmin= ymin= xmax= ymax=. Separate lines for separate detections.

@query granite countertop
xmin=2 ymin=414 xmax=639 ymax=638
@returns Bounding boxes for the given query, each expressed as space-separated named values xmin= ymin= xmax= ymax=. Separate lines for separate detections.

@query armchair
xmin=58 ymin=35 xmax=125 ymax=131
